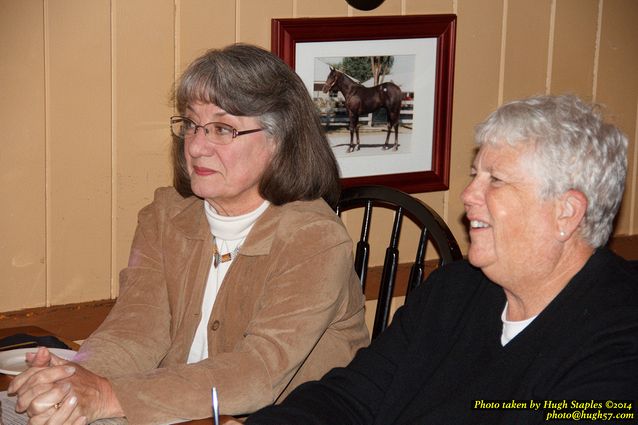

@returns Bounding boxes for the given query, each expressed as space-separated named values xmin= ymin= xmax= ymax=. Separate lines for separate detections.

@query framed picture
xmin=272 ymin=14 xmax=456 ymax=193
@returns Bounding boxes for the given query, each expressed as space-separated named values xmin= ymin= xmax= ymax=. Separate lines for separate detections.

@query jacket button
xmin=211 ymin=320 xmax=220 ymax=331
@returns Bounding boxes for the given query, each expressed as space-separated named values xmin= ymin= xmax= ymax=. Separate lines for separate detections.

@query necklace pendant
xmin=212 ymin=249 xmax=235 ymax=268
xmin=212 ymin=237 xmax=240 ymax=269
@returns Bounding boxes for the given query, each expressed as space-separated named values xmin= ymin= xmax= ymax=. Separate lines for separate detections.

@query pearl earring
xmin=560 ymin=231 xmax=565 ymax=237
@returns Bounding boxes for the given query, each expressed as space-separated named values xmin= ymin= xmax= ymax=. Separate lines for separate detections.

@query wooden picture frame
xmin=272 ymin=14 xmax=456 ymax=193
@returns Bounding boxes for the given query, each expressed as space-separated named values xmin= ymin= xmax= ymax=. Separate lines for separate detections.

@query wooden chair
xmin=336 ymin=185 xmax=463 ymax=339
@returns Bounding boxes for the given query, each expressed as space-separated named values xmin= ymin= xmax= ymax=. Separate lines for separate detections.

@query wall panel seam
xmin=443 ymin=192 xmax=449 ymax=226
xmin=545 ymin=0 xmax=556 ymax=94
xmin=498 ymin=0 xmax=508 ymax=105
xmin=110 ymin=0 xmax=118 ymax=299
xmin=174 ymin=0 xmax=181 ymax=83
xmin=592 ymin=0 xmax=603 ymax=101
xmin=43 ymin=0 xmax=51 ymax=307
xmin=235 ymin=0 xmax=240 ymax=41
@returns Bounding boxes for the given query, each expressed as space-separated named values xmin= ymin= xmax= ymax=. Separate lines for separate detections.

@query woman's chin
xmin=190 ymin=182 xmax=219 ymax=201
xmin=467 ymin=248 xmax=494 ymax=270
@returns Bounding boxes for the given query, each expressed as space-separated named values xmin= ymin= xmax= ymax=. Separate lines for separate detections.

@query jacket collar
xmin=171 ymin=196 xmax=280 ymax=256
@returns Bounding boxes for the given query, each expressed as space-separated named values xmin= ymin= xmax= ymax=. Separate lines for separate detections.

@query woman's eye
xmin=212 ymin=124 xmax=233 ymax=135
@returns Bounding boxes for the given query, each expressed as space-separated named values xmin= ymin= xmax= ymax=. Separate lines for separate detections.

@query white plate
xmin=0 ymin=348 xmax=77 ymax=376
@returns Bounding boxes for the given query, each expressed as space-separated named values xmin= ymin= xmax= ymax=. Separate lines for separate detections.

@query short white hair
xmin=474 ymin=95 xmax=627 ymax=248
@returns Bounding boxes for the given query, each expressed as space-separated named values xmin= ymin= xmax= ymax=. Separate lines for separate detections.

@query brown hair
xmin=171 ymin=43 xmax=341 ymax=207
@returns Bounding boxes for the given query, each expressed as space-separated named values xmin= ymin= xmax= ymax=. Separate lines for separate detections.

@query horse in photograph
xmin=322 ymin=67 xmax=402 ymax=152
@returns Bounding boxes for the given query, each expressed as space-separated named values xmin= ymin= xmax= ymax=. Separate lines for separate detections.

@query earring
xmin=560 ymin=231 xmax=565 ymax=237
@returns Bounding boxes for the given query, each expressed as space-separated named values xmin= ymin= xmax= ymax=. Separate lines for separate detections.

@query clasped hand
xmin=7 ymin=347 xmax=123 ymax=425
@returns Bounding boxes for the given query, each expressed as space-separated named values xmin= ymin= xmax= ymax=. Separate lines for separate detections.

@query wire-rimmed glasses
xmin=170 ymin=116 xmax=263 ymax=145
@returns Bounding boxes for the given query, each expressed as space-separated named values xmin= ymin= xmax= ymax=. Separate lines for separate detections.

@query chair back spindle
xmin=373 ymin=207 xmax=403 ymax=337
xmin=407 ymin=228 xmax=429 ymax=295
xmin=337 ymin=185 xmax=462 ymax=339
xmin=352 ymin=201 xmax=373 ymax=291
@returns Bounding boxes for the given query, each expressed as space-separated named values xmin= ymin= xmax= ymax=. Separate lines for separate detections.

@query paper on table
xmin=1 ymin=391 xmax=26 ymax=425
xmin=0 ymin=391 xmax=125 ymax=425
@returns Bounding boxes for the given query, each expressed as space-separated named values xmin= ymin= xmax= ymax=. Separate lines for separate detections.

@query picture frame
xmin=272 ymin=14 xmax=456 ymax=193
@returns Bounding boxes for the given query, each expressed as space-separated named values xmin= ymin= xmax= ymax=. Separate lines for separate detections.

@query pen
xmin=212 ymin=387 xmax=219 ymax=425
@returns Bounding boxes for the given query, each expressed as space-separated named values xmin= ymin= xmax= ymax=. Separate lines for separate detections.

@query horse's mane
xmin=332 ymin=68 xmax=363 ymax=85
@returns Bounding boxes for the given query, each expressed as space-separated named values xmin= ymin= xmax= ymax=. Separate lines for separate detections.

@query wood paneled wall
xmin=1 ymin=0 xmax=637 ymax=312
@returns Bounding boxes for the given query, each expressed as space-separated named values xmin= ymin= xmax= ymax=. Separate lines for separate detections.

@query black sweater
xmin=247 ymin=248 xmax=638 ymax=424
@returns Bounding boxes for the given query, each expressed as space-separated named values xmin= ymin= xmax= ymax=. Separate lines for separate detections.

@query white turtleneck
xmin=500 ymin=302 xmax=538 ymax=346
xmin=187 ymin=199 xmax=270 ymax=364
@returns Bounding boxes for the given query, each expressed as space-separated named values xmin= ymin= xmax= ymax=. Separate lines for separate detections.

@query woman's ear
xmin=556 ymin=189 xmax=588 ymax=242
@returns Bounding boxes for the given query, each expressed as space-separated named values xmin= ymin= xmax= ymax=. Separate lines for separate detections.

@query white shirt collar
xmin=204 ymin=200 xmax=270 ymax=241
xmin=500 ymin=302 xmax=538 ymax=346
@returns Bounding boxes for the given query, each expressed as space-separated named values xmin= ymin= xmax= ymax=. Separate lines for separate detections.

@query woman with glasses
xmin=10 ymin=44 xmax=369 ymax=425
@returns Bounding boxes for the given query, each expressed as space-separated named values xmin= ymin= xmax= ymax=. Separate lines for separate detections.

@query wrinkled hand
xmin=25 ymin=392 xmax=87 ymax=425
xmin=25 ymin=346 xmax=53 ymax=368
xmin=8 ymin=348 xmax=75 ymax=413
xmin=8 ymin=347 xmax=123 ymax=424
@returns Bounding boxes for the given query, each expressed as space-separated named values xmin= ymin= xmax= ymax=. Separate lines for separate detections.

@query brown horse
xmin=322 ymin=67 xmax=402 ymax=152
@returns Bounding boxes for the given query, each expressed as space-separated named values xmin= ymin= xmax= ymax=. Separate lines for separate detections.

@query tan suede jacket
xmin=76 ymin=187 xmax=369 ymax=424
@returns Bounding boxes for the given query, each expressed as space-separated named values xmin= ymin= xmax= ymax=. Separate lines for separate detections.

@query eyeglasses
xmin=170 ymin=116 xmax=264 ymax=145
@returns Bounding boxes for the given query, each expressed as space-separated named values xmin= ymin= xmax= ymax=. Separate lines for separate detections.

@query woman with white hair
xmin=242 ymin=94 xmax=638 ymax=425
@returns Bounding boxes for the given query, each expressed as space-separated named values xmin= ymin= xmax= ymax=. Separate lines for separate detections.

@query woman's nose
xmin=187 ymin=131 xmax=215 ymax=157
xmin=461 ymin=177 xmax=482 ymax=207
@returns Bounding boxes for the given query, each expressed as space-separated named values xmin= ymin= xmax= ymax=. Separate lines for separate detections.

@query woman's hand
xmin=8 ymin=348 xmax=76 ymax=413
xmin=23 ymin=389 xmax=87 ymax=425
xmin=25 ymin=346 xmax=53 ymax=368
xmin=8 ymin=348 xmax=124 ymax=424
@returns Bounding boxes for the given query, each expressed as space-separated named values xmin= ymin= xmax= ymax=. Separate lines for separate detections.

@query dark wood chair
xmin=336 ymin=185 xmax=463 ymax=339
